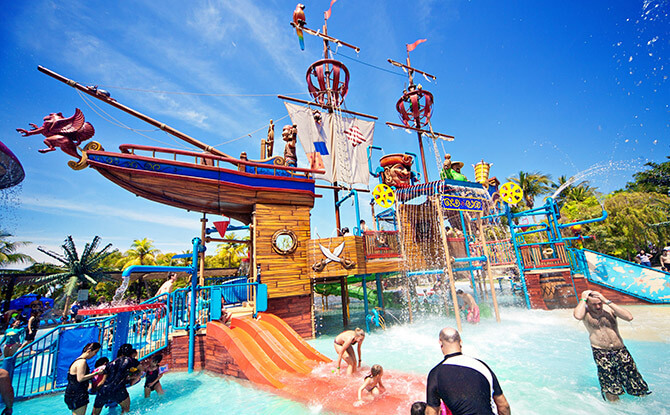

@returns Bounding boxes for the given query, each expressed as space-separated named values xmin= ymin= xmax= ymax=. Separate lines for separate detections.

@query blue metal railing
xmin=4 ymin=316 xmax=116 ymax=399
xmin=5 ymin=276 xmax=263 ymax=400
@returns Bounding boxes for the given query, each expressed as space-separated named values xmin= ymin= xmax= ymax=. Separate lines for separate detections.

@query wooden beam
xmin=278 ymin=95 xmax=378 ymax=120
xmin=386 ymin=122 xmax=454 ymax=141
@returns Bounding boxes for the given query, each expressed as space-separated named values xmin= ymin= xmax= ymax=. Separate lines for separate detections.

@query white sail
xmin=284 ymin=102 xmax=374 ymax=186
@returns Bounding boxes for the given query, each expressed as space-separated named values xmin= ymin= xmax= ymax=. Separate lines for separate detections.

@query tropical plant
xmin=208 ymin=233 xmax=248 ymax=268
xmin=625 ymin=156 xmax=670 ymax=195
xmin=116 ymin=238 xmax=160 ymax=269
xmin=564 ymin=184 xmax=598 ymax=203
xmin=561 ymin=192 xmax=670 ymax=260
xmin=31 ymin=236 xmax=116 ymax=312
xmin=507 ymin=171 xmax=552 ymax=209
xmin=115 ymin=238 xmax=161 ymax=301
xmin=0 ymin=231 xmax=34 ymax=267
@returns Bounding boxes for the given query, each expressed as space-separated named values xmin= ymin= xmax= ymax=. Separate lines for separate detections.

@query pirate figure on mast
xmin=282 ymin=2 xmax=377 ymax=233
xmin=387 ymin=40 xmax=454 ymax=183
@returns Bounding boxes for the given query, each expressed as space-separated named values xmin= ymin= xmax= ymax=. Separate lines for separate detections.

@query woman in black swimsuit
xmin=64 ymin=342 xmax=101 ymax=415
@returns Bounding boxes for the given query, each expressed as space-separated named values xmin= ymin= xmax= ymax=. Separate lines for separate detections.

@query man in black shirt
xmin=426 ymin=327 xmax=510 ymax=415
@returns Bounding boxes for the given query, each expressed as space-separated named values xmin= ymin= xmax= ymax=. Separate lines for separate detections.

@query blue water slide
xmin=576 ymin=249 xmax=670 ymax=304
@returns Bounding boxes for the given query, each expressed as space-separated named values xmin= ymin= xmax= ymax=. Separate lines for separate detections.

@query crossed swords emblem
xmin=312 ymin=242 xmax=356 ymax=272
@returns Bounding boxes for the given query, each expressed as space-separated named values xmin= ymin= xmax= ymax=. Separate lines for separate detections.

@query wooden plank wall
xmin=163 ymin=333 xmax=206 ymax=372
xmin=266 ymin=294 xmax=314 ymax=338
xmin=254 ymin=203 xmax=311 ymax=298
xmin=307 ymin=235 xmax=365 ymax=277
xmin=307 ymin=236 xmax=403 ymax=278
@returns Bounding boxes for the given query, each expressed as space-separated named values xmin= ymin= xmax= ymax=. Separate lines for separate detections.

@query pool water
xmin=11 ymin=304 xmax=670 ymax=415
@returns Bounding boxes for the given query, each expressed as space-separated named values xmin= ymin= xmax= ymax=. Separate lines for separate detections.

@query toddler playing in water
xmin=354 ymin=364 xmax=386 ymax=406
xmin=410 ymin=400 xmax=452 ymax=415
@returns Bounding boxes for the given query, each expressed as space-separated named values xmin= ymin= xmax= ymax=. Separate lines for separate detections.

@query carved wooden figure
xmin=17 ymin=108 xmax=94 ymax=160
xmin=282 ymin=124 xmax=297 ymax=167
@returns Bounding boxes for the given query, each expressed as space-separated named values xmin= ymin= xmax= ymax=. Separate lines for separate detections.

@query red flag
xmin=407 ymin=38 xmax=427 ymax=52
xmin=324 ymin=0 xmax=338 ymax=20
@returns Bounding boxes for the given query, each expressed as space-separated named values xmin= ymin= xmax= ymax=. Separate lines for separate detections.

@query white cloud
xmin=20 ymin=196 xmax=197 ymax=230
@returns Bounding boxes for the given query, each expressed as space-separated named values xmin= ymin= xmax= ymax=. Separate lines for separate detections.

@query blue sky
xmin=1 ymin=0 xmax=668 ymax=265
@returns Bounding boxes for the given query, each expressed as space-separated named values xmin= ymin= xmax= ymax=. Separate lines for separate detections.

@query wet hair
xmin=456 ymin=289 xmax=464 ymax=294
xmin=95 ymin=357 xmax=109 ymax=368
xmin=151 ymin=353 xmax=163 ymax=364
xmin=83 ymin=342 xmax=101 ymax=354
xmin=117 ymin=343 xmax=136 ymax=358
xmin=439 ymin=327 xmax=461 ymax=343
xmin=410 ymin=401 xmax=427 ymax=415
xmin=370 ymin=364 xmax=383 ymax=377
xmin=354 ymin=328 xmax=365 ymax=338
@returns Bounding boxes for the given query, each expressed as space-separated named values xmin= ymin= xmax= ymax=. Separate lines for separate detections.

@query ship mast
xmin=387 ymin=48 xmax=454 ymax=183
xmin=285 ymin=4 xmax=374 ymax=233
xmin=37 ymin=65 xmax=233 ymax=159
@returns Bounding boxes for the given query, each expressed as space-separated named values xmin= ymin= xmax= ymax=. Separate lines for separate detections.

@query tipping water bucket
xmin=473 ymin=160 xmax=492 ymax=184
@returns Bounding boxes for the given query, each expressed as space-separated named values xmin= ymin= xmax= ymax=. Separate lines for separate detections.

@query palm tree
xmin=214 ymin=233 xmax=248 ymax=268
xmin=565 ymin=184 xmax=597 ymax=203
xmin=508 ymin=171 xmax=552 ymax=209
xmin=116 ymin=238 xmax=160 ymax=269
xmin=550 ymin=175 xmax=598 ymax=206
xmin=33 ymin=236 xmax=115 ymax=313
xmin=116 ymin=238 xmax=161 ymax=300
xmin=0 ymin=231 xmax=34 ymax=267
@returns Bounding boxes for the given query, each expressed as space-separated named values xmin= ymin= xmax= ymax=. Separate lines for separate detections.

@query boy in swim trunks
xmin=573 ymin=290 xmax=650 ymax=401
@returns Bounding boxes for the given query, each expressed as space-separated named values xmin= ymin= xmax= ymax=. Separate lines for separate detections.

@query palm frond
xmin=36 ymin=246 xmax=68 ymax=265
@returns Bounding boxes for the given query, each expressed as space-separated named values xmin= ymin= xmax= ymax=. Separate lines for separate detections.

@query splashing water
xmin=550 ymin=158 xmax=648 ymax=199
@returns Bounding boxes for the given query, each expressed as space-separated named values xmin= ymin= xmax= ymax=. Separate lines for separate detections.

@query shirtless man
xmin=456 ymin=290 xmax=479 ymax=324
xmin=333 ymin=328 xmax=365 ymax=375
xmin=155 ymin=273 xmax=177 ymax=299
xmin=573 ymin=290 xmax=650 ymax=401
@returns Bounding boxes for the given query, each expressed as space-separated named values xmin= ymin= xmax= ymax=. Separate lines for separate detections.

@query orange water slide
xmin=230 ymin=317 xmax=313 ymax=374
xmin=256 ymin=312 xmax=331 ymax=363
xmin=206 ymin=320 xmax=285 ymax=388
xmin=206 ymin=315 xmax=425 ymax=414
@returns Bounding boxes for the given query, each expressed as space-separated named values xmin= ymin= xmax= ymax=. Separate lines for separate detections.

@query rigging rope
xmin=77 ymin=91 xmax=188 ymax=149
xmin=94 ymin=86 xmax=312 ymax=98
xmin=333 ymin=51 xmax=406 ymax=78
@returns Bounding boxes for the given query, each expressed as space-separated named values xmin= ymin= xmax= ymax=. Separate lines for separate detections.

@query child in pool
xmin=410 ymin=400 xmax=452 ymax=415
xmin=144 ymin=354 xmax=165 ymax=397
xmin=354 ymin=364 xmax=386 ymax=406
xmin=89 ymin=357 xmax=109 ymax=393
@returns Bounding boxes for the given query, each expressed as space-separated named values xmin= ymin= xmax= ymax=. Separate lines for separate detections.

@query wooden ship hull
xmin=84 ymin=144 xmax=319 ymax=224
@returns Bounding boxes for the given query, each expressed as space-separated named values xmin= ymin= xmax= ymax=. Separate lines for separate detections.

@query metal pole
xmin=199 ymin=215 xmax=207 ymax=286
xmin=507 ymin=205 xmax=531 ymax=309
xmin=362 ymin=274 xmax=369 ymax=332
xmin=354 ymin=190 xmax=361 ymax=236
xmin=459 ymin=211 xmax=479 ymax=301
xmin=334 ymin=182 xmax=342 ymax=234
xmin=478 ymin=213 xmax=501 ymax=322
xmin=188 ymin=237 xmax=201 ymax=373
